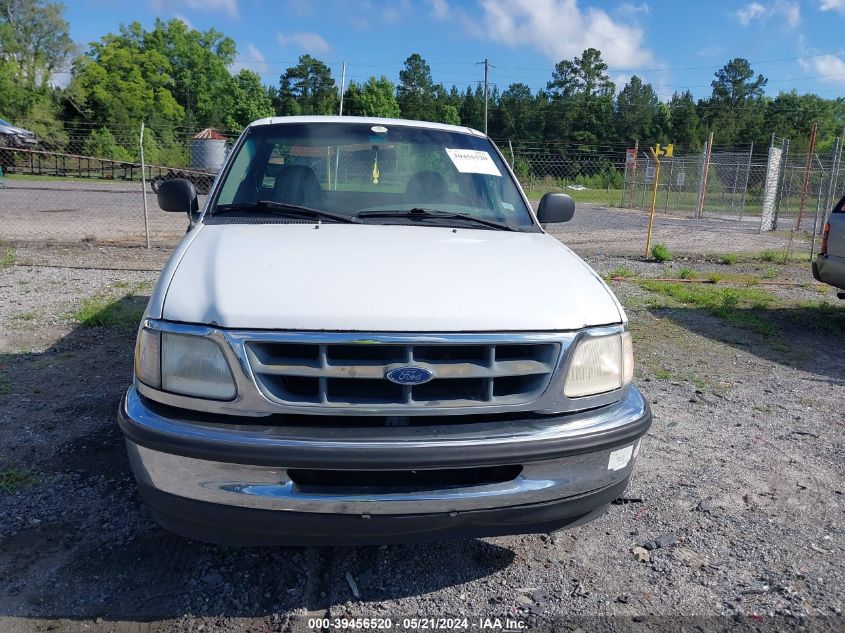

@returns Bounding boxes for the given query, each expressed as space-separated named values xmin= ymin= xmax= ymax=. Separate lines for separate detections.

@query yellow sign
xmin=650 ymin=143 xmax=674 ymax=158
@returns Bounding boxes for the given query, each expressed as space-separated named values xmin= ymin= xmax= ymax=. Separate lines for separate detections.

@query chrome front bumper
xmin=118 ymin=385 xmax=651 ymax=544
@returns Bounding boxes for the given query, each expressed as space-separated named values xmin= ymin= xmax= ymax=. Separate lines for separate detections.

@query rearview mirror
xmin=157 ymin=178 xmax=198 ymax=216
xmin=537 ymin=193 xmax=575 ymax=224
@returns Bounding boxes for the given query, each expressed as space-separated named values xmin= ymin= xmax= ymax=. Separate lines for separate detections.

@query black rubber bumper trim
xmin=118 ymin=390 xmax=651 ymax=469
xmin=138 ymin=476 xmax=630 ymax=546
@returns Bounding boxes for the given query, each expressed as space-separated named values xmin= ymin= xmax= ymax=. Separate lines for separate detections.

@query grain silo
xmin=190 ymin=128 xmax=228 ymax=172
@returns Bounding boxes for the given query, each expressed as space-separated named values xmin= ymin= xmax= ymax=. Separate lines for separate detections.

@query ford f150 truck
xmin=118 ymin=116 xmax=652 ymax=545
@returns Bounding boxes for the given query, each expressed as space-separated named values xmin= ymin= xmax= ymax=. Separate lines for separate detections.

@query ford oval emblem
xmin=386 ymin=366 xmax=433 ymax=385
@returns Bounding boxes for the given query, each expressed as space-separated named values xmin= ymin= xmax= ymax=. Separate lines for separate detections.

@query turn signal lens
xmin=134 ymin=327 xmax=161 ymax=389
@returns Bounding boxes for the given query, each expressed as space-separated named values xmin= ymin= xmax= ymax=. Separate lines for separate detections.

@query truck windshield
xmin=212 ymin=121 xmax=536 ymax=229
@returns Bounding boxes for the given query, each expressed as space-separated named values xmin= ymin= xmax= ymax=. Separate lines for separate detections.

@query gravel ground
xmin=0 ymin=241 xmax=843 ymax=633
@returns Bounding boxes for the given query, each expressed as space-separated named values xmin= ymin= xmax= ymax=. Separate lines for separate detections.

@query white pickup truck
xmin=118 ymin=116 xmax=651 ymax=545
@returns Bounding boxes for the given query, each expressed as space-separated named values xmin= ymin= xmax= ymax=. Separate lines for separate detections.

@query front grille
xmin=245 ymin=340 xmax=560 ymax=409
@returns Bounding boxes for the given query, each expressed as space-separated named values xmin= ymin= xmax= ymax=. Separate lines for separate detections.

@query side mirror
xmin=157 ymin=178 xmax=198 ymax=215
xmin=537 ymin=192 xmax=575 ymax=225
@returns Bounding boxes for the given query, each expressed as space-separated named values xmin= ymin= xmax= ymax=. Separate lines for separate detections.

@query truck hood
xmin=161 ymin=223 xmax=623 ymax=331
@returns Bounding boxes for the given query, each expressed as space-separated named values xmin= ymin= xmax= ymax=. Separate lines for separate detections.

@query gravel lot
xmin=0 ymin=240 xmax=843 ymax=633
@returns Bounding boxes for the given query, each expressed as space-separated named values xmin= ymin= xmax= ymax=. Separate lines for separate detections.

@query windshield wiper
xmin=213 ymin=201 xmax=357 ymax=224
xmin=355 ymin=208 xmax=515 ymax=231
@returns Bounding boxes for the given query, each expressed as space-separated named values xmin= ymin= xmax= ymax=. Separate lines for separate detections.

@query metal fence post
xmin=824 ymin=137 xmax=841 ymax=216
xmin=739 ymin=142 xmax=753 ymax=222
xmin=140 ymin=122 xmax=151 ymax=249
xmin=795 ymin=122 xmax=818 ymax=231
xmin=695 ymin=137 xmax=709 ymax=219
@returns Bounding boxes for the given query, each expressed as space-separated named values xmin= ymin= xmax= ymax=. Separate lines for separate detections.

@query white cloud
xmin=734 ymin=2 xmax=766 ymax=24
xmin=616 ymin=2 xmax=650 ymax=19
xmin=820 ymin=0 xmax=845 ymax=11
xmin=429 ymin=0 xmax=451 ymax=19
xmin=150 ymin=0 xmax=238 ymax=18
xmin=774 ymin=1 xmax=800 ymax=27
xmin=231 ymin=43 xmax=269 ymax=75
xmin=277 ymin=32 xmax=332 ymax=56
xmin=697 ymin=44 xmax=723 ymax=58
xmin=734 ymin=1 xmax=800 ymax=27
xmin=800 ymin=53 xmax=845 ymax=86
xmin=430 ymin=0 xmax=655 ymax=68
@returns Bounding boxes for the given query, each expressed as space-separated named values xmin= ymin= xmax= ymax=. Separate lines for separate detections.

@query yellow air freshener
xmin=372 ymin=152 xmax=380 ymax=184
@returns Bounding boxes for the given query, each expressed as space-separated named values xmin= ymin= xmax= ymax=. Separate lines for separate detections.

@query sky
xmin=62 ymin=0 xmax=845 ymax=102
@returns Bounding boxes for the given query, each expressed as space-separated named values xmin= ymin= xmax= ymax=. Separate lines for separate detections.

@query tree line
xmin=2 ymin=0 xmax=844 ymax=167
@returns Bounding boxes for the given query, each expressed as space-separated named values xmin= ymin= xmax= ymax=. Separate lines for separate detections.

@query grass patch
xmin=762 ymin=267 xmax=779 ymax=279
xmin=0 ymin=245 xmax=16 ymax=269
xmin=0 ymin=465 xmax=41 ymax=494
xmin=687 ymin=374 xmax=709 ymax=390
xmin=678 ymin=267 xmax=696 ymax=280
xmin=608 ymin=266 xmax=637 ymax=279
xmin=655 ymin=369 xmax=673 ymax=380
xmin=638 ymin=280 xmax=779 ymax=335
xmin=651 ymin=243 xmax=672 ymax=262
xmin=71 ymin=294 xmax=145 ymax=328
xmin=13 ymin=310 xmax=37 ymax=322
xmin=719 ymin=254 xmax=739 ymax=265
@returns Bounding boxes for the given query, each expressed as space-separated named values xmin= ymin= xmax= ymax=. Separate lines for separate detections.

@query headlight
xmin=134 ymin=327 xmax=236 ymax=400
xmin=564 ymin=332 xmax=634 ymax=398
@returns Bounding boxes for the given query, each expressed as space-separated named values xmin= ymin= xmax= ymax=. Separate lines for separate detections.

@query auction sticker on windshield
xmin=445 ymin=148 xmax=502 ymax=177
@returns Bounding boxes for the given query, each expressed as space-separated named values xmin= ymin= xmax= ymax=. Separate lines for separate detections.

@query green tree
xmin=83 ymin=127 xmax=132 ymax=161
xmin=70 ymin=26 xmax=184 ymax=130
xmin=710 ymin=58 xmax=767 ymax=107
xmin=224 ymin=69 xmax=274 ymax=129
xmin=279 ymin=54 xmax=338 ymax=116
xmin=546 ymin=48 xmax=615 ymax=145
xmin=615 ymin=76 xmax=661 ymax=144
xmin=344 ymin=76 xmax=400 ymax=118
xmin=0 ymin=0 xmax=72 ymax=136
xmin=143 ymin=18 xmax=237 ymax=129
xmin=458 ymin=84 xmax=484 ymax=131
xmin=667 ymin=91 xmax=702 ymax=149
xmin=438 ymin=103 xmax=460 ymax=125
xmin=767 ymin=91 xmax=845 ymax=150
xmin=704 ymin=58 xmax=768 ymax=145
xmin=396 ymin=53 xmax=435 ymax=121
xmin=0 ymin=0 xmax=73 ymax=92
xmin=497 ymin=83 xmax=540 ymax=140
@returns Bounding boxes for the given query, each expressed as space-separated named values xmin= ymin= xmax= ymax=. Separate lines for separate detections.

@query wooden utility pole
xmin=477 ymin=59 xmax=494 ymax=134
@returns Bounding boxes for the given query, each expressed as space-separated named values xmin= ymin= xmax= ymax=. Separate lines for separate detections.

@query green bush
xmin=651 ymin=243 xmax=672 ymax=262
xmin=83 ymin=128 xmax=133 ymax=162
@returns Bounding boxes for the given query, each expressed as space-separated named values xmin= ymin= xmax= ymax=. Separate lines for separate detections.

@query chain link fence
xmin=2 ymin=128 xmax=844 ymax=250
